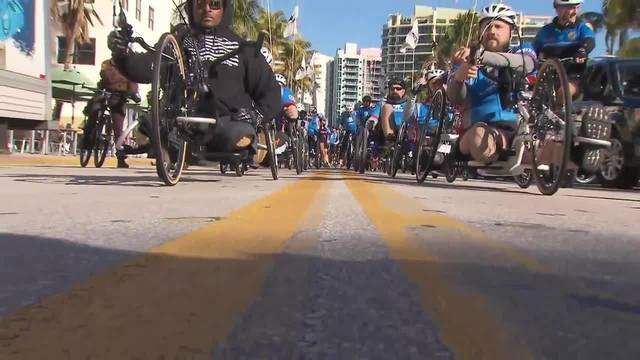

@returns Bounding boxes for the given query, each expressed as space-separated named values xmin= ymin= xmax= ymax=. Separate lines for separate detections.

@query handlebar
xmin=83 ymin=85 xmax=141 ymax=104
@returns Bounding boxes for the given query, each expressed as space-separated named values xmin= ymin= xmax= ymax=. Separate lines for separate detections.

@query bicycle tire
xmin=151 ymin=33 xmax=187 ymax=186
xmin=530 ymin=58 xmax=573 ymax=196
xmin=416 ymin=88 xmax=446 ymax=183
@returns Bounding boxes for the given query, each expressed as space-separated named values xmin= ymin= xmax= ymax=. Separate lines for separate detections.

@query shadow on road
xmin=0 ymin=231 xmax=639 ymax=359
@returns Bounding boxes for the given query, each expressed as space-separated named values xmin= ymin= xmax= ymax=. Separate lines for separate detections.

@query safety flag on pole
xmin=295 ymin=53 xmax=306 ymax=80
xmin=404 ymin=19 xmax=420 ymax=50
xmin=283 ymin=5 xmax=299 ymax=38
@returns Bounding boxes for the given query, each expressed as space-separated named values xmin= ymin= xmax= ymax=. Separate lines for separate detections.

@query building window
xmin=135 ymin=0 xmax=141 ymax=21
xmin=148 ymin=7 xmax=154 ymax=30
xmin=56 ymin=37 xmax=96 ymax=65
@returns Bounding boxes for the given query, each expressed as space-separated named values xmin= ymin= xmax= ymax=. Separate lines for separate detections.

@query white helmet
xmin=260 ymin=47 xmax=273 ymax=66
xmin=553 ymin=0 xmax=583 ymax=6
xmin=426 ymin=69 xmax=446 ymax=83
xmin=275 ymin=73 xmax=287 ymax=87
xmin=480 ymin=3 xmax=517 ymax=26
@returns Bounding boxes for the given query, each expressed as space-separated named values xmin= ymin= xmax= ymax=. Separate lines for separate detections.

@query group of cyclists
xmin=81 ymin=0 xmax=608 ymax=191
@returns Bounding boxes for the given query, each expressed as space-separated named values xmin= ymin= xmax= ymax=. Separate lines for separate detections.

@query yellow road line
xmin=345 ymin=176 xmax=541 ymax=360
xmin=0 ymin=155 xmax=152 ymax=167
xmin=0 ymin=177 xmax=323 ymax=359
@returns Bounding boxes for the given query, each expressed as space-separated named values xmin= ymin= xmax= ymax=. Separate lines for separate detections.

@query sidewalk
xmin=0 ymin=154 xmax=153 ymax=167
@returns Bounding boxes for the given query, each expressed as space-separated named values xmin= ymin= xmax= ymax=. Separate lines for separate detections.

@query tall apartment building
xmin=327 ymin=43 xmax=382 ymax=126
xmin=309 ymin=52 xmax=334 ymax=117
xmin=381 ymin=6 xmax=551 ymax=84
xmin=51 ymin=0 xmax=173 ymax=128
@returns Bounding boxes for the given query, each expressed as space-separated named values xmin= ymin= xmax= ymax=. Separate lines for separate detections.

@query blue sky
xmin=265 ymin=0 xmax=608 ymax=56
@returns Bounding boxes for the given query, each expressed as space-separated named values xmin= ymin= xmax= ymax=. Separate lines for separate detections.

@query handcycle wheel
xmin=300 ymin=132 xmax=308 ymax=171
xmin=514 ymin=169 xmax=533 ymax=189
xmin=93 ymin=115 xmax=110 ymax=168
xmin=291 ymin=127 xmax=303 ymax=175
xmin=234 ymin=162 xmax=244 ymax=177
xmin=416 ymin=88 xmax=446 ymax=183
xmin=444 ymin=154 xmax=457 ymax=183
xmin=356 ymin=126 xmax=369 ymax=174
xmin=151 ymin=33 xmax=187 ymax=186
xmin=530 ymin=58 xmax=573 ymax=196
xmin=314 ymin=138 xmax=322 ymax=169
xmin=220 ymin=162 xmax=227 ymax=174
xmin=264 ymin=121 xmax=279 ymax=180
xmin=389 ymin=121 xmax=407 ymax=178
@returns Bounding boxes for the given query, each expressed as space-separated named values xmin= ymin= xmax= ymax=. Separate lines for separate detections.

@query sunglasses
xmin=392 ymin=86 xmax=405 ymax=91
xmin=196 ymin=0 xmax=222 ymax=10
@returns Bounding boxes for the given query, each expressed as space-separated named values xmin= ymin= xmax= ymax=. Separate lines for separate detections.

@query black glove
xmin=575 ymin=47 xmax=588 ymax=63
xmin=107 ymin=30 xmax=129 ymax=57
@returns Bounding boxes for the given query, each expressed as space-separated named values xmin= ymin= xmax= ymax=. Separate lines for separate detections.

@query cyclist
xmin=337 ymin=105 xmax=357 ymax=164
xmin=318 ymin=115 xmax=331 ymax=166
xmin=307 ymin=107 xmax=320 ymax=159
xmin=379 ymin=78 xmax=410 ymax=147
xmin=447 ymin=3 xmax=537 ymax=164
xmin=533 ymin=0 xmax=595 ymax=99
xmin=108 ymin=0 xmax=280 ymax=158
xmin=273 ymin=73 xmax=298 ymax=153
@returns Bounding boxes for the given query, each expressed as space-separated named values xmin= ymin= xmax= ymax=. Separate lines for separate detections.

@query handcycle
xmin=115 ymin=8 xmax=278 ymax=185
xmin=417 ymin=47 xmax=611 ymax=195
xmin=79 ymin=87 xmax=141 ymax=168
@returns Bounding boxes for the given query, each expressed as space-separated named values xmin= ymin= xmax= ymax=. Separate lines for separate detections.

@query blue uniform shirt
xmin=452 ymin=44 xmax=537 ymax=126
xmin=533 ymin=19 xmax=595 ymax=58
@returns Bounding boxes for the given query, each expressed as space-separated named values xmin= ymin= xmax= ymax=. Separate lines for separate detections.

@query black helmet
xmin=362 ymin=95 xmax=372 ymax=103
xmin=387 ymin=78 xmax=406 ymax=89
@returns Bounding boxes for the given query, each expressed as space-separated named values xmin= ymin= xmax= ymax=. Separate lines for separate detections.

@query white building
xmin=328 ymin=43 xmax=382 ymax=126
xmin=309 ymin=52 xmax=333 ymax=118
xmin=381 ymin=6 xmax=551 ymax=84
xmin=52 ymin=0 xmax=173 ymax=129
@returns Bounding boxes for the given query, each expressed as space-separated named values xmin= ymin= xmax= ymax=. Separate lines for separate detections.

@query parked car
xmin=581 ymin=57 xmax=640 ymax=189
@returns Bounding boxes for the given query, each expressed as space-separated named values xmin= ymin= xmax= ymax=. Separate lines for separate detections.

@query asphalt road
xmin=0 ymin=162 xmax=638 ymax=359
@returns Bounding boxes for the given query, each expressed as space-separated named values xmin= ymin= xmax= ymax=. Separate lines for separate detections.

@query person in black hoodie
xmin=108 ymin=0 xmax=280 ymax=154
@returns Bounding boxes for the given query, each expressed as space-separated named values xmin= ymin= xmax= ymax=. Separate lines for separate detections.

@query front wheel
xmin=151 ymin=33 xmax=187 ymax=186
xmin=79 ymin=124 xmax=95 ymax=167
xmin=389 ymin=122 xmax=407 ymax=178
xmin=530 ymin=58 xmax=573 ymax=196
xmin=265 ymin=122 xmax=279 ymax=180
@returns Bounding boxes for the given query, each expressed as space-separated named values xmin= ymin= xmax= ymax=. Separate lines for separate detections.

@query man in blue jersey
xmin=273 ymin=73 xmax=298 ymax=154
xmin=379 ymin=78 xmax=410 ymax=147
xmin=447 ymin=3 xmax=537 ymax=164
xmin=533 ymin=0 xmax=595 ymax=99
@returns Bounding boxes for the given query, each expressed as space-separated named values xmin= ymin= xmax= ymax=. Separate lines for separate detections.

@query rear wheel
xmin=530 ymin=58 xmax=573 ymax=196
xmin=416 ymin=88 xmax=446 ymax=183
xmin=93 ymin=115 xmax=110 ymax=168
xmin=151 ymin=33 xmax=187 ymax=186
xmin=598 ymin=138 xmax=639 ymax=189
xmin=79 ymin=121 xmax=96 ymax=167
xmin=389 ymin=122 xmax=407 ymax=178
xmin=356 ymin=126 xmax=369 ymax=174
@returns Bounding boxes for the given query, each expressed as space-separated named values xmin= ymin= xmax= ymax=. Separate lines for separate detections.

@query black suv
xmin=581 ymin=57 xmax=640 ymax=189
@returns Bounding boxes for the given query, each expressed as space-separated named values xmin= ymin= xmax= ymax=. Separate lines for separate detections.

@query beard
xmin=388 ymin=92 xmax=402 ymax=102
xmin=483 ymin=37 xmax=510 ymax=52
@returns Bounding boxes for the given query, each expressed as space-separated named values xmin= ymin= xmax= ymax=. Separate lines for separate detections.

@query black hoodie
xmin=115 ymin=0 xmax=280 ymax=123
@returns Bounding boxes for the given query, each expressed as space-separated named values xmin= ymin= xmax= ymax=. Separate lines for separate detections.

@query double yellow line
xmin=0 ymin=170 xmax=543 ymax=359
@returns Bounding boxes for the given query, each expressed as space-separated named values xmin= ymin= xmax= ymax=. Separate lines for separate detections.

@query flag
xmin=404 ymin=19 xmax=419 ymax=50
xmin=283 ymin=5 xmax=299 ymax=38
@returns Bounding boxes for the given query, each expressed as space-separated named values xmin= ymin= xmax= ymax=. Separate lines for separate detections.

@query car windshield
xmin=615 ymin=62 xmax=640 ymax=98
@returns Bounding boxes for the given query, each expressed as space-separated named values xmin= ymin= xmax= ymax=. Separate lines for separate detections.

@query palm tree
xmin=255 ymin=9 xmax=288 ymax=63
xmin=233 ymin=0 xmax=260 ymax=39
xmin=432 ymin=11 xmax=478 ymax=69
xmin=50 ymin=0 xmax=103 ymax=70
xmin=602 ymin=0 xmax=640 ymax=54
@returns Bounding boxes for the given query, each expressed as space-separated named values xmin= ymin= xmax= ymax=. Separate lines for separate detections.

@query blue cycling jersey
xmin=452 ymin=44 xmax=537 ymax=126
xmin=533 ymin=19 xmax=594 ymax=58
xmin=385 ymin=100 xmax=408 ymax=127
xmin=355 ymin=103 xmax=381 ymax=123
xmin=308 ymin=115 xmax=319 ymax=135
